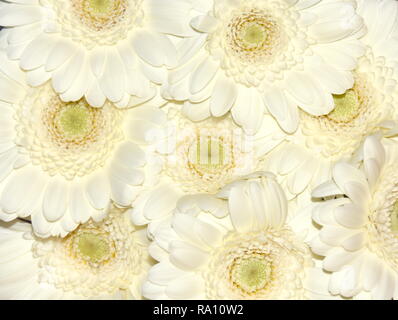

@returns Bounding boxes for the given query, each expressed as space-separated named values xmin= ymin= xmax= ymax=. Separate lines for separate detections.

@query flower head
xmin=262 ymin=0 xmax=398 ymax=199
xmin=0 ymin=54 xmax=158 ymax=237
xmin=0 ymin=206 xmax=151 ymax=299
xmin=128 ymin=105 xmax=284 ymax=232
xmin=164 ymin=0 xmax=365 ymax=134
xmin=311 ymin=135 xmax=398 ymax=300
xmin=143 ymin=173 xmax=331 ymax=300
xmin=0 ymin=0 xmax=180 ymax=107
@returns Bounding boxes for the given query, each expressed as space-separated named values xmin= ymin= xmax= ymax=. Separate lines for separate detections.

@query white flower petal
xmin=52 ymin=49 xmax=85 ymax=94
xmin=334 ymin=203 xmax=366 ymax=229
xmin=210 ymin=75 xmax=237 ymax=117
xmin=228 ymin=185 xmax=254 ymax=233
xmin=45 ymin=38 xmax=77 ymax=72
xmin=323 ymin=248 xmax=360 ymax=272
xmin=99 ymin=49 xmax=126 ymax=103
xmin=69 ymin=183 xmax=92 ymax=225
xmin=148 ymin=261 xmax=187 ymax=286
xmin=263 ymin=87 xmax=299 ymax=134
xmin=0 ymin=4 xmax=43 ymax=26
xmin=232 ymin=88 xmax=265 ymax=135
xmin=143 ymin=186 xmax=181 ymax=220
xmin=42 ymin=177 xmax=69 ymax=223
xmin=169 ymin=240 xmax=209 ymax=271
xmin=142 ymin=281 xmax=168 ymax=300
xmin=165 ymin=274 xmax=204 ymax=300
xmin=172 ymin=213 xmax=223 ymax=249
xmin=20 ymin=34 xmax=55 ymax=71
xmin=189 ymin=56 xmax=219 ymax=94
xmin=0 ymin=167 xmax=45 ymax=215
xmin=182 ymin=100 xmax=211 ymax=122
xmin=85 ymin=173 xmax=110 ymax=211
xmin=190 ymin=15 xmax=218 ymax=33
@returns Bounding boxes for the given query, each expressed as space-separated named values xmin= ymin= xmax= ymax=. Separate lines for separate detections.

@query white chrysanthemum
xmin=0 ymin=206 xmax=151 ymax=299
xmin=127 ymin=104 xmax=285 ymax=233
xmin=0 ymin=0 xmax=180 ymax=107
xmin=311 ymin=135 xmax=398 ymax=300
xmin=0 ymin=54 xmax=159 ymax=237
xmin=161 ymin=0 xmax=365 ymax=134
xmin=143 ymin=173 xmax=333 ymax=300
xmin=263 ymin=0 xmax=398 ymax=199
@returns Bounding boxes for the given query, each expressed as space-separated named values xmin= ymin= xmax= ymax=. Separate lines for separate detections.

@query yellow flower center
xmin=327 ymin=89 xmax=361 ymax=123
xmin=77 ymin=232 xmax=110 ymax=263
xmin=88 ymin=0 xmax=112 ymax=14
xmin=229 ymin=254 xmax=273 ymax=294
xmin=44 ymin=99 xmax=103 ymax=149
xmin=56 ymin=103 xmax=92 ymax=140
xmin=240 ymin=22 xmax=267 ymax=46
xmin=70 ymin=228 xmax=115 ymax=266
xmin=72 ymin=0 xmax=128 ymax=31
xmin=227 ymin=9 xmax=283 ymax=61
xmin=187 ymin=137 xmax=229 ymax=176
xmin=391 ymin=200 xmax=398 ymax=234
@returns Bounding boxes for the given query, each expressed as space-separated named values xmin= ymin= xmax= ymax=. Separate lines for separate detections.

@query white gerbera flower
xmin=127 ymin=104 xmax=285 ymax=233
xmin=162 ymin=0 xmax=365 ymax=134
xmin=0 ymin=206 xmax=151 ymax=299
xmin=311 ymin=135 xmax=398 ymax=300
xmin=0 ymin=54 xmax=158 ymax=237
xmin=0 ymin=0 xmax=180 ymax=107
xmin=264 ymin=0 xmax=398 ymax=199
xmin=143 ymin=173 xmax=333 ymax=300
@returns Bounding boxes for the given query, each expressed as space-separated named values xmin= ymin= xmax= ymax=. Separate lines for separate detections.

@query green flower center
xmin=76 ymin=232 xmax=112 ymax=264
xmin=188 ymin=137 xmax=229 ymax=175
xmin=88 ymin=0 xmax=112 ymax=14
xmin=43 ymin=98 xmax=104 ymax=151
xmin=56 ymin=103 xmax=92 ymax=140
xmin=71 ymin=0 xmax=128 ymax=32
xmin=239 ymin=22 xmax=267 ymax=46
xmin=227 ymin=10 xmax=282 ymax=61
xmin=391 ymin=200 xmax=398 ymax=234
xmin=328 ymin=89 xmax=361 ymax=123
xmin=230 ymin=254 xmax=272 ymax=294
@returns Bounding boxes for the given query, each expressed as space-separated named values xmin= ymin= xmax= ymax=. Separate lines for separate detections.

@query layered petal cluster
xmin=163 ymin=0 xmax=365 ymax=134
xmin=128 ymin=104 xmax=285 ymax=232
xmin=0 ymin=206 xmax=151 ymax=299
xmin=0 ymin=0 xmax=397 ymax=302
xmin=0 ymin=0 xmax=180 ymax=107
xmin=311 ymin=135 xmax=398 ymax=300
xmin=143 ymin=173 xmax=332 ymax=300
xmin=0 ymin=54 xmax=158 ymax=237
xmin=264 ymin=0 xmax=398 ymax=199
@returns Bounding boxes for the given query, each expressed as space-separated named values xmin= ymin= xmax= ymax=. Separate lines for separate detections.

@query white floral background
xmin=0 ymin=0 xmax=397 ymax=300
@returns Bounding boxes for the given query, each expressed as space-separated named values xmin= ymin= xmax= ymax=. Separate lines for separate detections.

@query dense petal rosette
xmin=127 ymin=104 xmax=285 ymax=232
xmin=163 ymin=0 xmax=365 ymax=134
xmin=263 ymin=0 xmax=398 ymax=199
xmin=0 ymin=0 xmax=180 ymax=107
xmin=143 ymin=173 xmax=333 ymax=300
xmin=311 ymin=135 xmax=398 ymax=300
xmin=0 ymin=54 xmax=158 ymax=237
xmin=0 ymin=206 xmax=151 ymax=299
